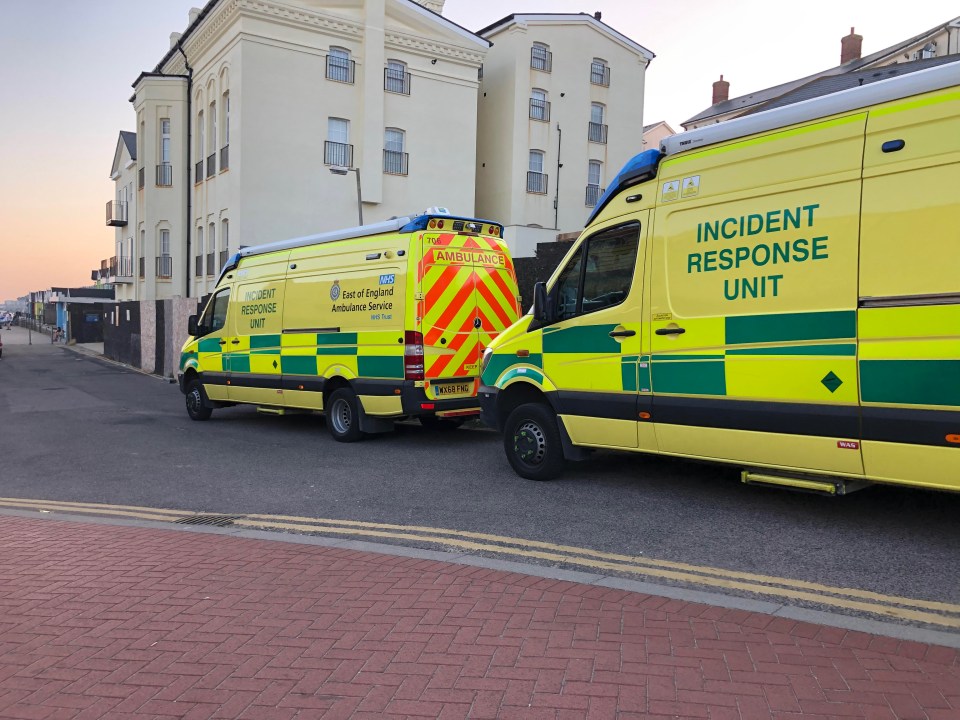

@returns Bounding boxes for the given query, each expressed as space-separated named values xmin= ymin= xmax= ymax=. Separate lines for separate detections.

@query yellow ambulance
xmin=479 ymin=62 xmax=960 ymax=494
xmin=179 ymin=211 xmax=520 ymax=441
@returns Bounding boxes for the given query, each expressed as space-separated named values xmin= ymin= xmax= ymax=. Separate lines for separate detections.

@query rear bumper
xmin=399 ymin=381 xmax=480 ymax=417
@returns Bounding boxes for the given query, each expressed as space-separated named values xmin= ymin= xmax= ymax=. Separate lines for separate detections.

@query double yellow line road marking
xmin=1 ymin=496 xmax=958 ymax=629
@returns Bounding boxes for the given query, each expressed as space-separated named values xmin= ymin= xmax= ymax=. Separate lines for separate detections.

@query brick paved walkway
xmin=0 ymin=516 xmax=957 ymax=719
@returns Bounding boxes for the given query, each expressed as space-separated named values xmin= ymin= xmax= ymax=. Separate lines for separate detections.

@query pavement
xmin=0 ymin=325 xmax=102 ymax=356
xmin=0 ymin=512 xmax=958 ymax=720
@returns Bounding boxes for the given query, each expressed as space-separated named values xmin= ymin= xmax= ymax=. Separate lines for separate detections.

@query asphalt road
xmin=2 ymin=329 xmax=958 ymax=628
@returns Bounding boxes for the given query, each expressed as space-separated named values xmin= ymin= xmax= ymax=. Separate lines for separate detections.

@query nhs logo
xmin=379 ymin=274 xmax=396 ymax=285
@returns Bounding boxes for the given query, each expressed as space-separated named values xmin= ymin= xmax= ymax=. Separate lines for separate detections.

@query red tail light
xmin=404 ymin=330 xmax=424 ymax=380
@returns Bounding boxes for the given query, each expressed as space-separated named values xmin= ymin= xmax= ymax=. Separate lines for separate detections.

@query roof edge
xmin=478 ymin=13 xmax=654 ymax=61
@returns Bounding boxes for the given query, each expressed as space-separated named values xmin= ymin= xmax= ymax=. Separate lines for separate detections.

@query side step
xmin=741 ymin=471 xmax=871 ymax=496
xmin=256 ymin=407 xmax=286 ymax=416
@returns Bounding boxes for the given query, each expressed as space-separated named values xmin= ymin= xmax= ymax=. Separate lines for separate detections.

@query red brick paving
xmin=0 ymin=516 xmax=957 ymax=719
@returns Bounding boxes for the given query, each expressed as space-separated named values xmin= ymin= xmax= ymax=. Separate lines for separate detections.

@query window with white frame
xmin=527 ymin=150 xmax=547 ymax=194
xmin=384 ymin=128 xmax=407 ymax=175
xmin=325 ymin=118 xmax=352 ymax=166
xmin=590 ymin=57 xmax=610 ymax=86
xmin=531 ymin=42 xmax=552 ymax=72
xmin=530 ymin=88 xmax=549 ymax=121
xmin=161 ymin=119 xmax=170 ymax=163
xmin=586 ymin=160 xmax=603 ymax=206
xmin=385 ymin=60 xmax=410 ymax=94
xmin=327 ymin=47 xmax=354 ymax=83
xmin=589 ymin=103 xmax=608 ymax=144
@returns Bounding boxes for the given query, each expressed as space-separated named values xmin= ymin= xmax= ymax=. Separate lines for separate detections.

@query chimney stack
xmin=594 ymin=11 xmax=602 ymax=21
xmin=188 ymin=7 xmax=201 ymax=25
xmin=169 ymin=31 xmax=182 ymax=49
xmin=712 ymin=75 xmax=730 ymax=105
xmin=412 ymin=0 xmax=445 ymax=13
xmin=841 ymin=27 xmax=863 ymax=64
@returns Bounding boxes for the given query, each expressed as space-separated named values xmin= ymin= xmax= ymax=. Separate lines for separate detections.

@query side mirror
xmin=187 ymin=315 xmax=199 ymax=337
xmin=533 ymin=282 xmax=550 ymax=323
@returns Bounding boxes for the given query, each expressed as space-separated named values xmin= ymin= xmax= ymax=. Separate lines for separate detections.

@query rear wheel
xmin=503 ymin=403 xmax=565 ymax=481
xmin=419 ymin=416 xmax=464 ymax=431
xmin=185 ymin=378 xmax=212 ymax=421
xmin=327 ymin=388 xmax=364 ymax=443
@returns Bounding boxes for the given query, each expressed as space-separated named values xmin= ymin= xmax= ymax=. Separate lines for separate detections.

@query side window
xmin=201 ymin=287 xmax=231 ymax=333
xmin=552 ymin=223 xmax=639 ymax=322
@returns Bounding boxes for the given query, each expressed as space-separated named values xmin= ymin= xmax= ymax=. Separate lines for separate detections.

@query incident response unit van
xmin=479 ymin=61 xmax=960 ymax=494
xmin=179 ymin=211 xmax=520 ymax=441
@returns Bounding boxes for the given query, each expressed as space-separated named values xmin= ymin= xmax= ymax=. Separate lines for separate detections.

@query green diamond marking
xmin=821 ymin=371 xmax=843 ymax=393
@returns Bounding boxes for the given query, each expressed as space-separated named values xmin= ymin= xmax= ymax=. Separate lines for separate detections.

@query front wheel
xmin=327 ymin=388 xmax=364 ymax=443
xmin=503 ymin=403 xmax=565 ymax=481
xmin=185 ymin=378 xmax=213 ymax=421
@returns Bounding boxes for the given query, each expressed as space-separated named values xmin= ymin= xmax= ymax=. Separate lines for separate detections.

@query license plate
xmin=434 ymin=382 xmax=471 ymax=397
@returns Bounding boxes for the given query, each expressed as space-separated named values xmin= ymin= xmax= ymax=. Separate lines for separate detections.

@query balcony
xmin=530 ymin=47 xmax=552 ymax=72
xmin=115 ymin=256 xmax=134 ymax=283
xmin=585 ymin=184 xmax=604 ymax=207
xmin=206 ymin=252 xmax=215 ymax=276
xmin=109 ymin=256 xmax=118 ymax=277
xmin=206 ymin=153 xmax=216 ymax=178
xmin=590 ymin=64 xmax=611 ymax=87
xmin=326 ymin=56 xmax=355 ymax=84
xmin=156 ymin=163 xmax=173 ymax=187
xmin=220 ymin=144 xmax=229 ymax=171
xmin=384 ymin=68 xmax=410 ymax=95
xmin=106 ymin=200 xmax=128 ymax=227
xmin=529 ymin=98 xmax=550 ymax=122
xmin=526 ymin=171 xmax=548 ymax=195
xmin=138 ymin=167 xmax=145 ymax=189
xmin=324 ymin=141 xmax=353 ymax=167
xmin=383 ymin=150 xmax=408 ymax=176
xmin=588 ymin=122 xmax=608 ymax=144
xmin=195 ymin=160 xmax=203 ymax=184
xmin=156 ymin=255 xmax=173 ymax=279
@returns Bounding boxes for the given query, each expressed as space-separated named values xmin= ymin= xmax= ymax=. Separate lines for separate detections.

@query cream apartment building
xmin=475 ymin=13 xmax=654 ymax=258
xmin=106 ymin=0 xmax=488 ymax=302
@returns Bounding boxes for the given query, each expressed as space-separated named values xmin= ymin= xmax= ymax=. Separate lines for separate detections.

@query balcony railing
xmin=529 ymin=98 xmax=550 ymax=122
xmin=326 ymin=56 xmax=355 ymax=84
xmin=219 ymin=249 xmax=228 ymax=269
xmin=156 ymin=255 xmax=173 ymax=279
xmin=106 ymin=200 xmax=128 ymax=227
xmin=324 ymin=141 xmax=353 ymax=167
xmin=531 ymin=47 xmax=552 ymax=72
xmin=526 ymin=171 xmax=548 ymax=194
xmin=139 ymin=257 xmax=145 ymax=279
xmin=585 ymin=184 xmax=604 ymax=207
xmin=195 ymin=255 xmax=203 ymax=278
xmin=383 ymin=150 xmax=408 ymax=176
xmin=588 ymin=122 xmax=608 ymax=144
xmin=384 ymin=68 xmax=411 ymax=95
xmin=156 ymin=163 xmax=173 ymax=187
xmin=116 ymin=257 xmax=133 ymax=281
xmin=195 ymin=160 xmax=203 ymax=184
xmin=109 ymin=256 xmax=118 ymax=277
xmin=207 ymin=153 xmax=216 ymax=178
xmin=590 ymin=64 xmax=611 ymax=87
xmin=220 ymin=144 xmax=229 ymax=171
xmin=138 ymin=167 xmax=145 ymax=189
xmin=206 ymin=252 xmax=215 ymax=276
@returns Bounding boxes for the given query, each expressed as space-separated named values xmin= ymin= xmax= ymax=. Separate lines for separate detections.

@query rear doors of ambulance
xmin=417 ymin=230 xmax=519 ymax=400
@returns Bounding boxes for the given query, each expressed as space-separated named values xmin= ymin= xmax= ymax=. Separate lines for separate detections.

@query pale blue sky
xmin=2 ymin=0 xmax=957 ymax=298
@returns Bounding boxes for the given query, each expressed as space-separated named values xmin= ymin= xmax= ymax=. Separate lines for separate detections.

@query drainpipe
xmin=554 ymin=123 xmax=562 ymax=230
xmin=176 ymin=42 xmax=193 ymax=298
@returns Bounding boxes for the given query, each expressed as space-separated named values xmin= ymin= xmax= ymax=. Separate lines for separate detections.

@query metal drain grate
xmin=174 ymin=514 xmax=245 ymax=527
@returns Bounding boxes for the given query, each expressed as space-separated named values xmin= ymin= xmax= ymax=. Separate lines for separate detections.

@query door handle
xmin=231 ymin=339 xmax=240 ymax=344
xmin=218 ymin=340 xmax=227 ymax=345
xmin=655 ymin=326 xmax=686 ymax=336
xmin=608 ymin=329 xmax=636 ymax=338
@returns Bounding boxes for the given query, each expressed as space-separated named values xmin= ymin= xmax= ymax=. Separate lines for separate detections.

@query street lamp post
xmin=329 ymin=166 xmax=363 ymax=226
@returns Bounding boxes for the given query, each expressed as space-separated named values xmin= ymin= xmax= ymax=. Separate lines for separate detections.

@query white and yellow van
xmin=179 ymin=211 xmax=520 ymax=441
xmin=479 ymin=62 xmax=960 ymax=494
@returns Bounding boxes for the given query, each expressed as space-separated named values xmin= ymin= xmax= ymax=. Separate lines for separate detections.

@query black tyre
xmin=419 ymin=415 xmax=464 ymax=431
xmin=185 ymin=378 xmax=213 ymax=421
xmin=327 ymin=388 xmax=364 ymax=443
xmin=503 ymin=403 xmax=565 ymax=481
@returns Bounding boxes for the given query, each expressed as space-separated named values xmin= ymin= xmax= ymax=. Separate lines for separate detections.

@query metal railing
xmin=530 ymin=47 xmax=552 ymax=72
xmin=529 ymin=98 xmax=550 ymax=122
xmin=109 ymin=256 xmax=118 ymax=277
xmin=324 ymin=141 xmax=353 ymax=167
xmin=590 ymin=63 xmax=611 ymax=87
xmin=220 ymin=144 xmax=229 ymax=171
xmin=383 ymin=150 xmax=408 ymax=175
xmin=384 ymin=67 xmax=410 ymax=95
xmin=526 ymin=171 xmax=548 ymax=194
xmin=195 ymin=255 xmax=204 ymax=278
xmin=585 ymin=184 xmax=604 ymax=207
xmin=156 ymin=163 xmax=173 ymax=187
xmin=588 ymin=122 xmax=608 ymax=144
xmin=138 ymin=167 xmax=145 ymax=189
xmin=106 ymin=200 xmax=128 ymax=226
xmin=195 ymin=160 xmax=204 ymax=184
xmin=326 ymin=56 xmax=355 ymax=84
xmin=207 ymin=153 xmax=216 ymax=178
xmin=156 ymin=255 xmax=173 ymax=279
xmin=206 ymin=252 xmax=215 ymax=276
xmin=116 ymin=257 xmax=133 ymax=278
